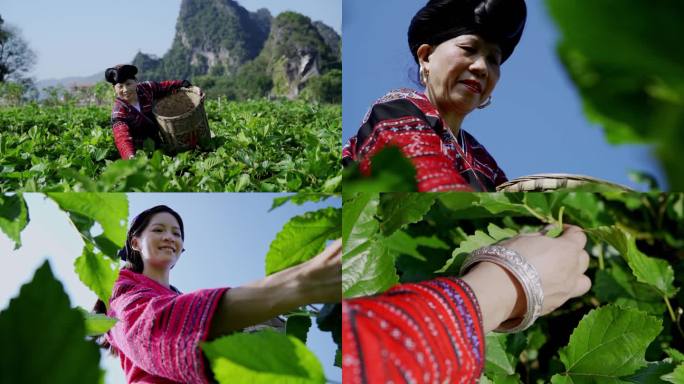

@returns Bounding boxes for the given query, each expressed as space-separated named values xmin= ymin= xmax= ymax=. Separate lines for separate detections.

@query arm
xmin=208 ymin=239 xmax=342 ymax=339
xmin=148 ymin=80 xmax=190 ymax=99
xmin=342 ymin=277 xmax=486 ymax=383
xmin=112 ymin=120 xmax=135 ymax=160
xmin=353 ymin=98 xmax=472 ymax=192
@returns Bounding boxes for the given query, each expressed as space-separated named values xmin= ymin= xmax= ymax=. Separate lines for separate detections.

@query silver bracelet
xmin=459 ymin=245 xmax=544 ymax=333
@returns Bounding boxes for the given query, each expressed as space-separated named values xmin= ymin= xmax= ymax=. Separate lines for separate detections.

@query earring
xmin=477 ymin=95 xmax=492 ymax=109
xmin=420 ymin=66 xmax=429 ymax=86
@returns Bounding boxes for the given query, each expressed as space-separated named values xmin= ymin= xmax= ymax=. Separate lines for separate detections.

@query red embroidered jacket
xmin=343 ymin=278 xmax=485 ymax=384
xmin=111 ymin=80 xmax=185 ymax=159
xmin=105 ymin=269 xmax=228 ymax=383
xmin=343 ymin=89 xmax=507 ymax=191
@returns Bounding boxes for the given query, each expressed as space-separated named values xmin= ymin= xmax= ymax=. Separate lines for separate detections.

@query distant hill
xmin=36 ymin=72 xmax=101 ymax=90
xmin=131 ymin=0 xmax=341 ymax=100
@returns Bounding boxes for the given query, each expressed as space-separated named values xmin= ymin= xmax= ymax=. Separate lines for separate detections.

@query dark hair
xmin=105 ymin=64 xmax=138 ymax=85
xmin=408 ymin=0 xmax=527 ymax=64
xmin=93 ymin=205 xmax=185 ymax=350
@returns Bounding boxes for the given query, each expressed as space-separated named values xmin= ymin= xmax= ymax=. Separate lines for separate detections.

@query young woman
xmin=95 ymin=205 xmax=341 ymax=383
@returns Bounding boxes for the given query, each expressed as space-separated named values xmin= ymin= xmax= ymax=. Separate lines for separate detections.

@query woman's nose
xmin=469 ymin=55 xmax=488 ymax=78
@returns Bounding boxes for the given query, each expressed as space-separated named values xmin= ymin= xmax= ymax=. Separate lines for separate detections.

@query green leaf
xmin=47 ymin=193 xmax=128 ymax=250
xmin=76 ymin=308 xmax=118 ymax=336
xmin=624 ymin=360 xmax=676 ymax=384
xmin=587 ymin=226 xmax=678 ymax=297
xmin=342 ymin=146 xmax=418 ymax=193
xmin=265 ymin=207 xmax=341 ymax=275
xmin=342 ymin=193 xmax=399 ymax=298
xmin=0 ymin=261 xmax=101 ymax=383
xmin=269 ymin=193 xmax=329 ymax=211
xmin=665 ymin=348 xmax=684 ymax=364
xmin=0 ymin=193 xmax=29 ymax=250
xmin=343 ymin=238 xmax=399 ymax=298
xmin=485 ymin=333 xmax=516 ymax=377
xmin=662 ymin=364 xmax=684 ymax=384
xmin=437 ymin=223 xmax=516 ymax=273
xmin=286 ymin=315 xmax=312 ymax=344
xmin=74 ymin=244 xmax=120 ymax=307
xmin=315 ymin=303 xmax=341 ymax=367
xmin=384 ymin=230 xmax=449 ymax=261
xmin=554 ymin=305 xmax=662 ymax=382
xmin=475 ymin=193 xmax=530 ymax=216
xmin=379 ymin=193 xmax=436 ymax=236
xmin=202 ymin=331 xmax=325 ymax=384
xmin=593 ymin=263 xmax=665 ymax=316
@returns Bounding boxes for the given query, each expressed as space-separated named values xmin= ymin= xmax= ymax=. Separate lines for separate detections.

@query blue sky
xmin=0 ymin=0 xmax=341 ymax=80
xmin=0 ymin=193 xmax=342 ymax=383
xmin=342 ymin=0 xmax=667 ymax=190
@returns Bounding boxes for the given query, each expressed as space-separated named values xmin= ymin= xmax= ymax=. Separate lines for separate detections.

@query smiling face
xmin=113 ymin=79 xmax=138 ymax=103
xmin=131 ymin=212 xmax=183 ymax=272
xmin=418 ymin=34 xmax=502 ymax=117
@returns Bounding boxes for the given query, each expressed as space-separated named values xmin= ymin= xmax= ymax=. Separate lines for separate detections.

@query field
xmin=0 ymin=99 xmax=341 ymax=192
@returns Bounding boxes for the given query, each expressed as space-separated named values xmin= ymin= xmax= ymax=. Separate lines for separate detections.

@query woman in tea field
xmin=106 ymin=64 xmax=193 ymax=160
xmin=94 ymin=205 xmax=341 ymax=383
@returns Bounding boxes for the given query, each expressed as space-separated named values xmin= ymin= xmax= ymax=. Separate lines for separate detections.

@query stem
xmin=665 ymin=296 xmax=676 ymax=323
xmin=677 ymin=308 xmax=684 ymax=338
xmin=598 ymin=244 xmax=605 ymax=271
xmin=523 ymin=204 xmax=549 ymax=223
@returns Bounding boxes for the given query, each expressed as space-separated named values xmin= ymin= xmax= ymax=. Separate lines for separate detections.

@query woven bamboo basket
xmin=496 ymin=173 xmax=634 ymax=192
xmin=153 ymin=86 xmax=211 ymax=154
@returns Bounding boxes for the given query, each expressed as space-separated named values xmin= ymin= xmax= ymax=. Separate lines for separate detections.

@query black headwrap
xmin=105 ymin=64 xmax=138 ymax=85
xmin=118 ymin=205 xmax=185 ymax=261
xmin=408 ymin=0 xmax=527 ymax=64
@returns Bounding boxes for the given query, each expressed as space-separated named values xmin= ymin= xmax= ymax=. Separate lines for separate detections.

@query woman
xmin=106 ymin=64 xmax=194 ymax=160
xmin=95 ymin=205 xmax=341 ymax=383
xmin=343 ymin=0 xmax=527 ymax=191
xmin=342 ymin=225 xmax=592 ymax=383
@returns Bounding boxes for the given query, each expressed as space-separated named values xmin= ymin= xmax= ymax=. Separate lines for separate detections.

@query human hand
xmin=297 ymin=239 xmax=342 ymax=304
xmin=461 ymin=225 xmax=590 ymax=333
xmin=500 ymin=224 xmax=591 ymax=317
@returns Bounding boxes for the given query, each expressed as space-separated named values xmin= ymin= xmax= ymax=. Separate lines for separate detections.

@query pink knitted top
xmin=105 ymin=269 xmax=228 ymax=384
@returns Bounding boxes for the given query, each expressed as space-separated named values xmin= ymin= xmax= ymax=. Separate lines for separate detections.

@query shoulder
xmin=361 ymin=88 xmax=437 ymax=126
xmin=111 ymin=99 xmax=129 ymax=120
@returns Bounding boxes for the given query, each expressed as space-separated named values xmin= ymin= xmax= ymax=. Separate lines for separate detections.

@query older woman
xmin=343 ymin=0 xmax=527 ymax=191
xmin=106 ymin=64 xmax=192 ymax=160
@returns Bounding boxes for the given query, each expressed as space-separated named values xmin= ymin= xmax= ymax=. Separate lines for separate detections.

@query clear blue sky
xmin=342 ymin=0 xmax=667 ymax=190
xmin=0 ymin=193 xmax=342 ymax=383
xmin=0 ymin=0 xmax=341 ymax=80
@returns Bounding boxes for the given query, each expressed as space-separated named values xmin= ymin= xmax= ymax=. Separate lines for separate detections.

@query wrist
xmin=460 ymin=261 xmax=524 ymax=333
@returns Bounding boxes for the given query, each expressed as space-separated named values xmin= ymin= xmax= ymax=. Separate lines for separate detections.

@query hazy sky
xmin=0 ymin=193 xmax=342 ymax=383
xmin=342 ymin=0 xmax=667 ymax=190
xmin=0 ymin=0 xmax=341 ymax=80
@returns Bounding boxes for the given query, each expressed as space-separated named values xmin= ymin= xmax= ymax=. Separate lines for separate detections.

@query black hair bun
xmin=408 ymin=0 xmax=527 ymax=64
xmin=104 ymin=64 xmax=138 ymax=85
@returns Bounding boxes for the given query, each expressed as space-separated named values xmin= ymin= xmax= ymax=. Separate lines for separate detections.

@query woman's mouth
xmin=459 ymin=80 xmax=482 ymax=94
xmin=159 ymin=246 xmax=176 ymax=252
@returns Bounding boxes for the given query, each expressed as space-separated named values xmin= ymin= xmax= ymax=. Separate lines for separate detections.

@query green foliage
xmin=201 ymin=331 xmax=325 ymax=384
xmin=265 ymin=207 xmax=341 ymax=275
xmin=0 ymin=99 xmax=341 ymax=192
xmin=77 ymin=308 xmax=117 ymax=337
xmin=343 ymin=192 xmax=684 ymax=382
xmin=0 ymin=261 xmax=101 ymax=384
xmin=552 ymin=305 xmax=662 ymax=383
xmin=301 ymin=69 xmax=342 ymax=104
xmin=286 ymin=315 xmax=312 ymax=343
xmin=663 ymin=364 xmax=684 ymax=383
xmin=546 ymin=0 xmax=684 ymax=190
xmin=343 ymin=146 xmax=418 ymax=193
xmin=0 ymin=193 xmax=28 ymax=249
xmin=74 ymin=244 xmax=119 ymax=306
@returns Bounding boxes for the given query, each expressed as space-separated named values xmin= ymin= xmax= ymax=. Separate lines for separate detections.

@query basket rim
xmin=496 ymin=173 xmax=634 ymax=192
xmin=153 ymin=87 xmax=205 ymax=121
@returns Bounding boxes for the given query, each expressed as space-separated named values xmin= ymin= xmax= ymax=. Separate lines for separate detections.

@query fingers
xmin=560 ymin=225 xmax=587 ymax=247
xmin=573 ymin=275 xmax=592 ymax=297
xmin=578 ymin=249 xmax=590 ymax=273
xmin=321 ymin=239 xmax=342 ymax=260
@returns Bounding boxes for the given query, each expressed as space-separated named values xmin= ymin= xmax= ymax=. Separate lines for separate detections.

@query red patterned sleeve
xmin=342 ymin=277 xmax=485 ymax=384
xmin=347 ymin=98 xmax=472 ymax=192
xmin=148 ymin=80 xmax=186 ymax=99
xmin=106 ymin=280 xmax=229 ymax=384
xmin=112 ymin=120 xmax=136 ymax=160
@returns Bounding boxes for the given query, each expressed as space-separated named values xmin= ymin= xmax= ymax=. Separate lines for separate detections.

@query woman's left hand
xmin=297 ymin=239 xmax=342 ymax=304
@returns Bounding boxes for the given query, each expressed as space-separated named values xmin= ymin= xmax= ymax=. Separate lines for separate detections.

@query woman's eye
xmin=461 ymin=46 xmax=476 ymax=53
